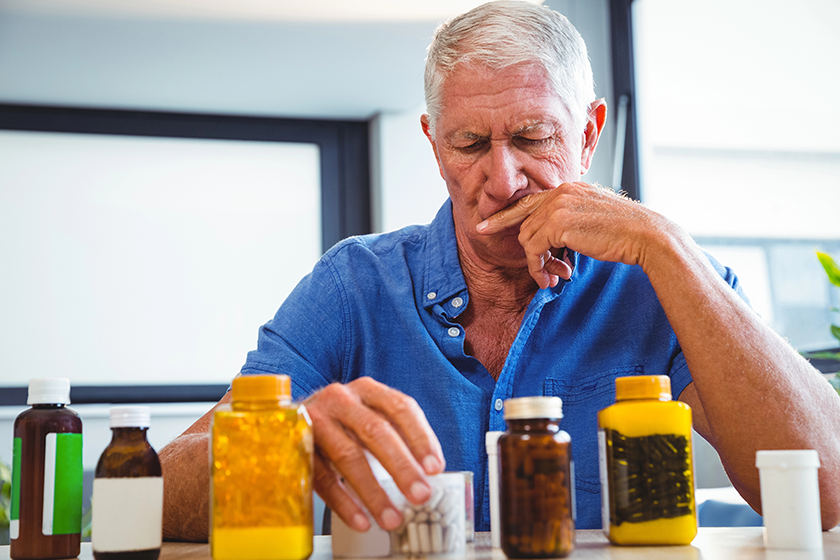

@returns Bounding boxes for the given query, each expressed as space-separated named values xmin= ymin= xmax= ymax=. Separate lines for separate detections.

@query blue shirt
xmin=242 ymin=200 xmax=750 ymax=530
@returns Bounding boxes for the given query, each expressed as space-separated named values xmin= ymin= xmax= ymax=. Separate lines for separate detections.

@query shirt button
xmin=494 ymin=398 xmax=504 ymax=411
xmin=451 ymin=297 xmax=464 ymax=308
xmin=448 ymin=327 xmax=460 ymax=337
xmin=427 ymin=292 xmax=437 ymax=300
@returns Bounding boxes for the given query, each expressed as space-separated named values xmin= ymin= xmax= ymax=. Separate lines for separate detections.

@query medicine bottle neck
xmin=30 ymin=403 xmax=66 ymax=409
xmin=109 ymin=427 xmax=149 ymax=444
xmin=232 ymin=398 xmax=289 ymax=412
xmin=507 ymin=417 xmax=561 ymax=433
xmin=615 ymin=395 xmax=671 ymax=403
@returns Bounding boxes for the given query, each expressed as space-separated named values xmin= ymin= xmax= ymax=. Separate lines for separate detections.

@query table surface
xmin=4 ymin=529 xmax=840 ymax=560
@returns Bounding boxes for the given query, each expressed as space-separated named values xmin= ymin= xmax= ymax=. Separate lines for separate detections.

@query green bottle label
xmin=42 ymin=432 xmax=83 ymax=536
xmin=10 ymin=437 xmax=21 ymax=539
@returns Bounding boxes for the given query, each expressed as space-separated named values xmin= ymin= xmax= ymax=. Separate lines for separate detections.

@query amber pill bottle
xmin=210 ymin=374 xmax=314 ymax=560
xmin=92 ymin=406 xmax=163 ymax=560
xmin=598 ymin=375 xmax=697 ymax=545
xmin=499 ymin=396 xmax=574 ymax=558
xmin=10 ymin=378 xmax=83 ymax=560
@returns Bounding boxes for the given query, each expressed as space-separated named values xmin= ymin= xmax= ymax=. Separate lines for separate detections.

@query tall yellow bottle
xmin=210 ymin=375 xmax=313 ymax=560
xmin=598 ymin=375 xmax=697 ymax=545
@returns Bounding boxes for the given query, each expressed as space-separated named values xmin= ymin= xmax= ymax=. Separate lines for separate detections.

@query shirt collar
xmin=422 ymin=200 xmax=467 ymax=310
xmin=421 ymin=199 xmax=578 ymax=310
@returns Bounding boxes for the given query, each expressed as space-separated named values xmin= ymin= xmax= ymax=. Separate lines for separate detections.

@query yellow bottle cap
xmin=231 ymin=374 xmax=291 ymax=403
xmin=615 ymin=375 xmax=672 ymax=401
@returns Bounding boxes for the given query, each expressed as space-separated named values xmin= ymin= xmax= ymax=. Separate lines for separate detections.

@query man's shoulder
xmin=324 ymin=223 xmax=431 ymax=262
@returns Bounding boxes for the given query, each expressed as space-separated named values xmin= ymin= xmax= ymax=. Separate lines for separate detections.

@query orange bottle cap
xmin=232 ymin=374 xmax=292 ymax=403
xmin=615 ymin=375 xmax=672 ymax=401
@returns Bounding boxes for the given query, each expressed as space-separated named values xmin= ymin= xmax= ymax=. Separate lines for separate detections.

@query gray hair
xmin=424 ymin=0 xmax=595 ymax=136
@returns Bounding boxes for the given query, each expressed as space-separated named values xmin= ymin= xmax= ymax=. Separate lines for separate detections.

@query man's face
xmin=423 ymin=63 xmax=595 ymax=270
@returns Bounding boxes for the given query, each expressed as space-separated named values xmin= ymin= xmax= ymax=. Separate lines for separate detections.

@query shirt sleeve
xmin=240 ymin=251 xmax=349 ymax=401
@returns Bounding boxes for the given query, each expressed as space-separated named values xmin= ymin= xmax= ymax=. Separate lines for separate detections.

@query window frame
xmin=0 ymin=103 xmax=371 ymax=405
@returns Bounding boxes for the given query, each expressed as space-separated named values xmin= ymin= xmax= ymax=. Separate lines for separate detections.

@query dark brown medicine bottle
xmin=92 ymin=406 xmax=163 ymax=560
xmin=10 ymin=378 xmax=83 ymax=560
xmin=499 ymin=396 xmax=574 ymax=558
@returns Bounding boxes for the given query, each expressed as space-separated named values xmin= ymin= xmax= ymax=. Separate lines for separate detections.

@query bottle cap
xmin=485 ymin=431 xmax=503 ymax=454
xmin=27 ymin=378 xmax=71 ymax=405
xmin=756 ymin=449 xmax=820 ymax=469
xmin=503 ymin=396 xmax=563 ymax=420
xmin=615 ymin=375 xmax=672 ymax=401
xmin=110 ymin=406 xmax=151 ymax=428
xmin=231 ymin=374 xmax=291 ymax=403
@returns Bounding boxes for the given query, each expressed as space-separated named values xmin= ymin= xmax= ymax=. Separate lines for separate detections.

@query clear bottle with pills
xmin=499 ymin=396 xmax=574 ymax=558
xmin=210 ymin=374 xmax=314 ymax=560
xmin=598 ymin=375 xmax=696 ymax=545
xmin=10 ymin=378 xmax=83 ymax=560
xmin=92 ymin=406 xmax=163 ymax=560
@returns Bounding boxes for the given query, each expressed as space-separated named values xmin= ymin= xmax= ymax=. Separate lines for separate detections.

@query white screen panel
xmin=0 ymin=130 xmax=321 ymax=387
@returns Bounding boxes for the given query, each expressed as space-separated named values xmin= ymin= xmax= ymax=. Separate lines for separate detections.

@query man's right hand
xmin=160 ymin=377 xmax=445 ymax=541
xmin=305 ymin=377 xmax=446 ymax=532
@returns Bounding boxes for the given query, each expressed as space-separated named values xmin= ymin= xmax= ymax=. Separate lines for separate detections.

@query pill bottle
xmin=210 ymin=374 xmax=314 ymax=560
xmin=499 ymin=397 xmax=574 ymax=558
xmin=92 ymin=406 xmax=163 ymax=560
xmin=598 ymin=375 xmax=696 ymax=545
xmin=10 ymin=378 xmax=83 ymax=560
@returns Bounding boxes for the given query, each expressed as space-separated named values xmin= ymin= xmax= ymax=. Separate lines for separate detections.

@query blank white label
xmin=92 ymin=477 xmax=163 ymax=552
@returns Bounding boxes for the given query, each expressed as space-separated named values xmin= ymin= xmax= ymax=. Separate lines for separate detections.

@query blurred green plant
xmin=808 ymin=252 xmax=840 ymax=393
xmin=1 ymin=461 xmax=11 ymax=545
xmin=815 ymin=251 xmax=840 ymax=357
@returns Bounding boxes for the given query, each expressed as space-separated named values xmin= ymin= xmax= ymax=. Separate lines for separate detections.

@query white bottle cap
xmin=27 ymin=378 xmax=71 ymax=405
xmin=110 ymin=406 xmax=151 ymax=428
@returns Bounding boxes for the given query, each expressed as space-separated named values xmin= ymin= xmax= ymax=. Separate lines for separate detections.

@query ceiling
xmin=0 ymin=0 xmax=543 ymax=22
xmin=0 ymin=0 xmax=542 ymax=119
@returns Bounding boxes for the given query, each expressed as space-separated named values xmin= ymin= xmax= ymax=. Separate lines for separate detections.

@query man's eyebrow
xmin=512 ymin=122 xmax=554 ymax=135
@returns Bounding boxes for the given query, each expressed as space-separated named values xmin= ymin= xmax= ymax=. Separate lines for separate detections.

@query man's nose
xmin=483 ymin=143 xmax=527 ymax=200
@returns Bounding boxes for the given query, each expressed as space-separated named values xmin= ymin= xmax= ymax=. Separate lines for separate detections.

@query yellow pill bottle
xmin=210 ymin=374 xmax=314 ymax=560
xmin=597 ymin=375 xmax=697 ymax=545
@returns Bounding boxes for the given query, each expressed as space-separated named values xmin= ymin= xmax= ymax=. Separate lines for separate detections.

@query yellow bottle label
xmin=211 ymin=526 xmax=313 ymax=560
xmin=598 ymin=400 xmax=697 ymax=545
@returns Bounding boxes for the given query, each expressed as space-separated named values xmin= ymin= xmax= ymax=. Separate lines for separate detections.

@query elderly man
xmin=160 ymin=0 xmax=840 ymax=540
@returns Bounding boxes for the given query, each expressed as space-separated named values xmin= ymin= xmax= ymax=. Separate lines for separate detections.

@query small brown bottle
xmin=499 ymin=397 xmax=574 ymax=558
xmin=92 ymin=406 xmax=163 ymax=560
xmin=10 ymin=378 xmax=83 ymax=560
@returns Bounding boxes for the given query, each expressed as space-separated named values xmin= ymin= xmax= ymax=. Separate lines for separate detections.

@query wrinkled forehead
xmin=435 ymin=61 xmax=571 ymax=128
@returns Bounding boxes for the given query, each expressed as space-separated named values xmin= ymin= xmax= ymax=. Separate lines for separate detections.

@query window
xmin=633 ymin=0 xmax=840 ymax=352
xmin=0 ymin=105 xmax=370 ymax=403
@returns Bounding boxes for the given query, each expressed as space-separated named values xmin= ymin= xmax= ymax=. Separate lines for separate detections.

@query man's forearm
xmin=160 ymin=433 xmax=211 ymax=541
xmin=646 ymin=229 xmax=840 ymax=528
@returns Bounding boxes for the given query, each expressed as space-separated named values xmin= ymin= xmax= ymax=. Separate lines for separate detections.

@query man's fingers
xmin=356 ymin=378 xmax=445 ymax=476
xmin=476 ymin=193 xmax=546 ymax=234
xmin=311 ymin=413 xmax=405 ymax=530
xmin=304 ymin=379 xmax=446 ymax=531
xmin=312 ymin=453 xmax=371 ymax=532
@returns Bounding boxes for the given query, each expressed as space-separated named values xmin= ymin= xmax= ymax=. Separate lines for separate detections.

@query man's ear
xmin=421 ymin=114 xmax=446 ymax=181
xmin=580 ymin=99 xmax=608 ymax=175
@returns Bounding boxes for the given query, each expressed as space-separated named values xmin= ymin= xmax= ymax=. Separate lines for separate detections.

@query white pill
xmin=443 ymin=525 xmax=456 ymax=552
xmin=431 ymin=522 xmax=443 ymax=553
xmin=442 ymin=503 xmax=460 ymax=526
xmin=427 ymin=486 xmax=445 ymax=510
xmin=415 ymin=511 xmax=428 ymax=523
xmin=436 ymin=490 xmax=455 ymax=514
xmin=430 ymin=511 xmax=441 ymax=522
xmin=407 ymin=522 xmax=420 ymax=554
xmin=402 ymin=506 xmax=415 ymax=524
xmin=418 ymin=522 xmax=431 ymax=554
